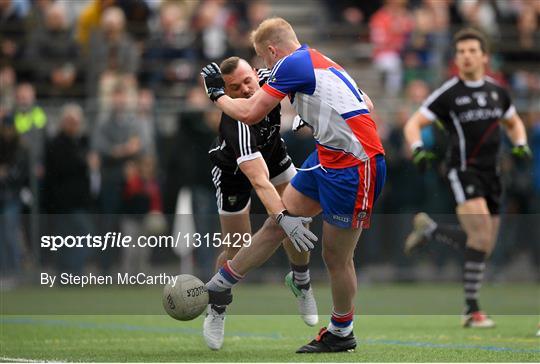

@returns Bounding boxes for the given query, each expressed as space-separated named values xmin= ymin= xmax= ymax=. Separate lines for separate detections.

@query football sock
xmin=206 ymin=260 xmax=243 ymax=292
xmin=463 ymin=247 xmax=486 ymax=314
xmin=290 ymin=263 xmax=311 ymax=290
xmin=430 ymin=223 xmax=467 ymax=251
xmin=327 ymin=307 xmax=354 ymax=337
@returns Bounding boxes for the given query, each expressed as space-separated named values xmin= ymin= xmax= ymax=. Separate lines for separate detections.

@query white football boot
xmin=462 ymin=311 xmax=496 ymax=328
xmin=285 ymin=272 xmax=318 ymax=326
xmin=203 ymin=305 xmax=226 ymax=350
xmin=404 ymin=212 xmax=436 ymax=255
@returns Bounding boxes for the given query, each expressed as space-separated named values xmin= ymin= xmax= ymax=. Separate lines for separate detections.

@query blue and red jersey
xmin=262 ymin=44 xmax=385 ymax=169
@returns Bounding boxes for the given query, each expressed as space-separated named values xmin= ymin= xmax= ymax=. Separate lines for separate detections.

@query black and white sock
xmin=290 ymin=263 xmax=310 ymax=290
xmin=426 ymin=222 xmax=467 ymax=251
xmin=463 ymin=247 xmax=487 ymax=314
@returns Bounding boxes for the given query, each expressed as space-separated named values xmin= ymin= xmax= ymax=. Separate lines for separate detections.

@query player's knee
xmin=322 ymin=249 xmax=348 ymax=272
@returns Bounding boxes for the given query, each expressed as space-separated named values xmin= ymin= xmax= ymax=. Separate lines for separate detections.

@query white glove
xmin=276 ymin=210 xmax=317 ymax=252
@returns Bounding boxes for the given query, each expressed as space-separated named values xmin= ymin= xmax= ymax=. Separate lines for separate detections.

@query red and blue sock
xmin=206 ymin=260 xmax=244 ymax=292
xmin=327 ymin=307 xmax=354 ymax=337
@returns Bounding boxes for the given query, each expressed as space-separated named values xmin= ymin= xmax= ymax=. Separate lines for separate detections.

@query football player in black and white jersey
xmin=403 ymin=28 xmax=531 ymax=328
xmin=204 ymin=57 xmax=318 ymax=350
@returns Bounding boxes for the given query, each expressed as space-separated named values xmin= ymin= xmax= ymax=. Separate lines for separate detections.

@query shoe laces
xmin=207 ymin=309 xmax=225 ymax=320
xmin=315 ymin=327 xmax=328 ymax=341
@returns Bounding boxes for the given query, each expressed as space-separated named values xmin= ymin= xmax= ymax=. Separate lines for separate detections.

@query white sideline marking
xmin=0 ymin=357 xmax=63 ymax=363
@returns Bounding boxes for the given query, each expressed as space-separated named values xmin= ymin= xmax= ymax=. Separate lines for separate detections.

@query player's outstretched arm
xmin=239 ymin=157 xmax=285 ymax=215
xmin=201 ymin=62 xmax=281 ymax=125
xmin=239 ymin=157 xmax=317 ymax=252
xmin=501 ymin=113 xmax=532 ymax=160
xmin=217 ymin=89 xmax=281 ymax=125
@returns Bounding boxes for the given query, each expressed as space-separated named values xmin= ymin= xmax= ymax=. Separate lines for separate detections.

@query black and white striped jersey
xmin=208 ymin=68 xmax=283 ymax=172
xmin=420 ymin=76 xmax=515 ymax=171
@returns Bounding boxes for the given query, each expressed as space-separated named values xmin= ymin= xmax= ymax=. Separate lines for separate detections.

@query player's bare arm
xmin=363 ymin=92 xmax=374 ymax=112
xmin=216 ymin=89 xmax=281 ymax=126
xmin=403 ymin=110 xmax=432 ymax=149
xmin=501 ymin=112 xmax=532 ymax=160
xmin=404 ymin=110 xmax=436 ymax=172
xmin=501 ymin=113 xmax=528 ymax=146
xmin=238 ymin=157 xmax=286 ymax=215
xmin=201 ymin=62 xmax=281 ymax=125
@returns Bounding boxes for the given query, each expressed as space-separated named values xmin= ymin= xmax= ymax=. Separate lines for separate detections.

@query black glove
xmin=412 ymin=146 xmax=437 ymax=173
xmin=200 ymin=63 xmax=225 ymax=102
xmin=511 ymin=144 xmax=532 ymax=161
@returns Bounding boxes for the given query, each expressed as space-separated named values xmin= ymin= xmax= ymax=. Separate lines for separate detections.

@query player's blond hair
xmin=250 ymin=17 xmax=299 ymax=49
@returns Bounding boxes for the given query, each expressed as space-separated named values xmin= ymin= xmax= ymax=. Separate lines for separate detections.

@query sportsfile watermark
xmin=40 ymin=232 xmax=252 ymax=252
xmin=1 ymin=213 xmax=538 ymax=315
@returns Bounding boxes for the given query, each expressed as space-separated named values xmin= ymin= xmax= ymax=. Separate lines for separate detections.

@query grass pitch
xmin=1 ymin=284 xmax=539 ymax=362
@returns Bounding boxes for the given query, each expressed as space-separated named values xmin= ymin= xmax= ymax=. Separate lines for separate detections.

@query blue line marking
xmin=363 ymin=338 xmax=540 ymax=354
xmin=329 ymin=67 xmax=363 ymax=102
xmin=2 ymin=317 xmax=539 ymax=354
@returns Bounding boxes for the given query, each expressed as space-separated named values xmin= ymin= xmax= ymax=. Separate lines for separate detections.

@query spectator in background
xmin=24 ymin=0 xmax=54 ymax=33
xmin=322 ymin=0 xmax=382 ymax=24
xmin=91 ymin=81 xmax=143 ymax=272
xmin=11 ymin=83 xmax=47 ymax=207
xmin=500 ymin=2 xmax=540 ymax=66
xmin=402 ymin=6 xmax=436 ymax=85
xmin=490 ymin=110 xmax=539 ymax=280
xmin=369 ymin=0 xmax=414 ymax=96
xmin=121 ymin=155 xmax=164 ymax=274
xmin=0 ymin=65 xmax=17 ymax=113
xmin=44 ymin=103 xmax=91 ymax=213
xmin=26 ymin=2 xmax=80 ymax=98
xmin=76 ymin=0 xmax=116 ymax=51
xmin=164 ymin=86 xmax=219 ymax=280
xmin=385 ymin=80 xmax=431 ymax=212
xmin=458 ymin=0 xmax=499 ymax=38
xmin=0 ymin=0 xmax=27 ymax=77
xmin=12 ymin=83 xmax=47 ymax=141
xmin=421 ymin=0 xmax=452 ymax=85
xmin=227 ymin=0 xmax=271 ymax=62
xmin=0 ymin=114 xmax=27 ymax=282
xmin=141 ymin=2 xmax=196 ymax=97
xmin=44 ymin=103 xmax=93 ymax=275
xmin=192 ymin=0 xmax=236 ymax=62
xmin=531 ymin=111 xmax=540 ymax=210
xmin=134 ymin=88 xmax=157 ymax=157
xmin=87 ymin=6 xmax=139 ymax=97
xmin=115 ymin=0 xmax=151 ymax=43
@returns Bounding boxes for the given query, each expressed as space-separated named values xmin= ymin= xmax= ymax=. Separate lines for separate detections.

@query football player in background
xmin=404 ymin=28 xmax=531 ymax=328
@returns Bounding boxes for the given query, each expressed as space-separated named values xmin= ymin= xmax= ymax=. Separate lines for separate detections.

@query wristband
xmin=411 ymin=141 xmax=424 ymax=152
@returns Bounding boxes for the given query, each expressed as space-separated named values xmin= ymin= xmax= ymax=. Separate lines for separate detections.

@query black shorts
xmin=446 ymin=168 xmax=502 ymax=215
xmin=211 ymin=150 xmax=295 ymax=214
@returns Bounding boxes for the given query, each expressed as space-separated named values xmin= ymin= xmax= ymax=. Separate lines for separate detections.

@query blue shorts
xmin=291 ymin=151 xmax=386 ymax=229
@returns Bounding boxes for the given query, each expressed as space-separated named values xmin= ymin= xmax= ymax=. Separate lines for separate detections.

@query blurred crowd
xmin=0 ymin=0 xmax=538 ymax=281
